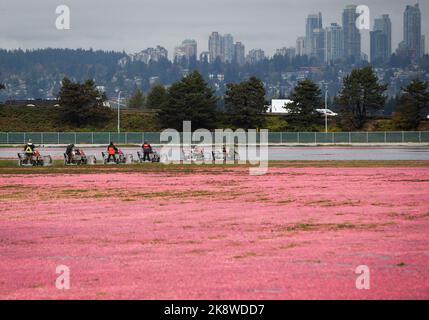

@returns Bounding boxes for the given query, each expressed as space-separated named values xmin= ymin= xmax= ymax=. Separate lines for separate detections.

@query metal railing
xmin=0 ymin=131 xmax=428 ymax=145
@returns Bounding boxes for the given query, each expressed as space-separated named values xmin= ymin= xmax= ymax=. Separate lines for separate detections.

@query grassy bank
xmin=1 ymin=104 xmax=429 ymax=133
xmin=0 ymin=105 xmax=161 ymax=132
xmin=0 ymin=160 xmax=428 ymax=175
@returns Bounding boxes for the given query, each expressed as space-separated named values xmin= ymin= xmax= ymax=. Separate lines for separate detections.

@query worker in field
xmin=24 ymin=139 xmax=35 ymax=162
xmin=142 ymin=141 xmax=152 ymax=162
xmin=65 ymin=143 xmax=75 ymax=164
xmin=107 ymin=141 xmax=118 ymax=162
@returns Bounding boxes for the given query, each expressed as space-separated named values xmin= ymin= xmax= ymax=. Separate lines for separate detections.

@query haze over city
xmin=1 ymin=0 xmax=428 ymax=58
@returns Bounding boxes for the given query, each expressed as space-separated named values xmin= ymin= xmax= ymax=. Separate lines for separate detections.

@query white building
xmin=127 ymin=46 xmax=168 ymax=65
xmin=174 ymin=46 xmax=187 ymax=62
xmin=276 ymin=47 xmax=296 ymax=60
xmin=296 ymin=37 xmax=306 ymax=56
xmin=325 ymin=23 xmax=344 ymax=64
xmin=222 ymin=34 xmax=234 ymax=63
xmin=181 ymin=39 xmax=198 ymax=58
xmin=234 ymin=42 xmax=245 ymax=65
xmin=246 ymin=49 xmax=265 ymax=64
xmin=266 ymin=99 xmax=293 ymax=114
xmin=209 ymin=32 xmax=222 ymax=62
xmin=266 ymin=99 xmax=337 ymax=116
xmin=175 ymin=39 xmax=198 ymax=62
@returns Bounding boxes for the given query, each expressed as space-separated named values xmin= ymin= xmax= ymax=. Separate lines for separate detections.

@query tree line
xmin=2 ymin=48 xmax=429 ymax=101
xmin=57 ymin=67 xmax=429 ymax=132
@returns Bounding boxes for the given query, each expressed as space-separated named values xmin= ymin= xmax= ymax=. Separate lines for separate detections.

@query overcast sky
xmin=0 ymin=0 xmax=428 ymax=58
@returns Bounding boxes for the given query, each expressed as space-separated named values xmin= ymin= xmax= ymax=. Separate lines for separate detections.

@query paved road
xmin=269 ymin=146 xmax=429 ymax=161
xmin=1 ymin=146 xmax=429 ymax=161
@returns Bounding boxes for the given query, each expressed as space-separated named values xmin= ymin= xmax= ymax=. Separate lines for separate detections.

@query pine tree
xmin=393 ymin=79 xmax=429 ymax=130
xmin=59 ymin=77 xmax=112 ymax=126
xmin=335 ymin=66 xmax=387 ymax=130
xmin=287 ymin=79 xmax=323 ymax=131
xmin=158 ymin=71 xmax=218 ymax=130
xmin=128 ymin=89 xmax=145 ymax=109
xmin=146 ymin=84 xmax=168 ymax=109
xmin=225 ymin=76 xmax=266 ymax=129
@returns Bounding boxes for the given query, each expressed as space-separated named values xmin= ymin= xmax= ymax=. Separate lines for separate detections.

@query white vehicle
xmin=266 ymin=100 xmax=338 ymax=116
xmin=212 ymin=147 xmax=240 ymax=161
xmin=316 ymin=109 xmax=338 ymax=117
xmin=182 ymin=146 xmax=206 ymax=161
xmin=182 ymin=146 xmax=240 ymax=162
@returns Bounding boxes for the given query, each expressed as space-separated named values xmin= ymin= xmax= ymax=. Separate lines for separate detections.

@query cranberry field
xmin=0 ymin=162 xmax=428 ymax=299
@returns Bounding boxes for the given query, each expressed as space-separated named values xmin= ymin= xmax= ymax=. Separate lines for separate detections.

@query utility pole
xmin=325 ymin=86 xmax=328 ymax=133
xmin=117 ymin=91 xmax=122 ymax=134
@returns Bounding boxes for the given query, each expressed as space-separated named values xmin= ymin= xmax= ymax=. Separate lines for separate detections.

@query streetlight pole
xmin=325 ymin=87 xmax=328 ymax=134
xmin=117 ymin=91 xmax=122 ymax=134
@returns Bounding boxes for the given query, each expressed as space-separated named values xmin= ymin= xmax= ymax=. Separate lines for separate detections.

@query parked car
xmin=316 ymin=109 xmax=338 ymax=117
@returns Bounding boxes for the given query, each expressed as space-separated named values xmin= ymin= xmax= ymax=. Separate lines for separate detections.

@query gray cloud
xmin=0 ymin=0 xmax=428 ymax=57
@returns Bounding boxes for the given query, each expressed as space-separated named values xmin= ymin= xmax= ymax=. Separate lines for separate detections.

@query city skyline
xmin=0 ymin=0 xmax=428 ymax=60
xmin=133 ymin=3 xmax=423 ymax=65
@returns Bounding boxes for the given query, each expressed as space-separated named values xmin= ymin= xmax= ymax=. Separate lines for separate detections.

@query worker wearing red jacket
xmin=142 ymin=141 xmax=152 ymax=162
xmin=107 ymin=142 xmax=118 ymax=162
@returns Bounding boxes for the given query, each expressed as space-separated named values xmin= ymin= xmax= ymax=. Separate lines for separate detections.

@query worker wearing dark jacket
xmin=65 ymin=144 xmax=75 ymax=164
xmin=24 ymin=139 xmax=35 ymax=154
xmin=24 ymin=139 xmax=35 ymax=161
xmin=107 ymin=142 xmax=118 ymax=162
xmin=142 ymin=141 xmax=152 ymax=162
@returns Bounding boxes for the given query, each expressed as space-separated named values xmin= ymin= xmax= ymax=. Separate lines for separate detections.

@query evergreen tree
xmin=128 ymin=89 xmax=145 ymax=109
xmin=393 ymin=79 xmax=429 ymax=130
xmin=287 ymin=79 xmax=323 ymax=131
xmin=0 ymin=83 xmax=5 ymax=90
xmin=146 ymin=84 xmax=168 ymax=109
xmin=335 ymin=66 xmax=387 ymax=130
xmin=225 ymin=76 xmax=266 ymax=129
xmin=384 ymin=96 xmax=399 ymax=116
xmin=58 ymin=77 xmax=112 ymax=126
xmin=159 ymin=71 xmax=218 ymax=130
